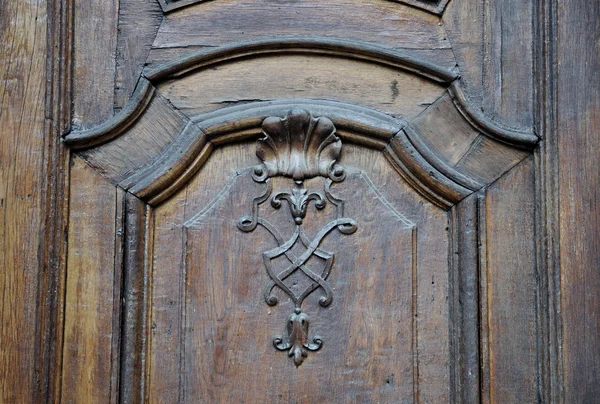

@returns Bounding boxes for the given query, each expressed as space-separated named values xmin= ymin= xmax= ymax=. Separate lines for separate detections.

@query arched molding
xmin=62 ymin=38 xmax=539 ymax=209
xmin=64 ymin=38 xmax=538 ymax=151
xmin=448 ymin=81 xmax=539 ymax=149
xmin=118 ymin=101 xmax=472 ymax=208
xmin=63 ymin=78 xmax=155 ymax=150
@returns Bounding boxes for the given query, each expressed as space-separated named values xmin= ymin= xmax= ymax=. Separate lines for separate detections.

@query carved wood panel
xmin=55 ymin=0 xmax=545 ymax=402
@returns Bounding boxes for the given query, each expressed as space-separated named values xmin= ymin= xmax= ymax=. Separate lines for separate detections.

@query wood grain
xmin=61 ymin=157 xmax=119 ymax=403
xmin=72 ymin=0 xmax=119 ymax=127
xmin=114 ymin=0 xmax=162 ymax=109
xmin=482 ymin=0 xmax=534 ymax=129
xmin=148 ymin=0 xmax=455 ymax=69
xmin=556 ymin=0 xmax=600 ymax=401
xmin=0 ymin=1 xmax=48 ymax=401
xmin=155 ymin=54 xmax=447 ymax=120
xmin=485 ymin=156 xmax=537 ymax=403
xmin=444 ymin=0 xmax=534 ymax=130
xmin=80 ymin=93 xmax=189 ymax=183
xmin=147 ymin=143 xmax=451 ymax=402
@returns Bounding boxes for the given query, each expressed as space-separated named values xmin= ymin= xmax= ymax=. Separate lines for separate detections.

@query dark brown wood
xmin=4 ymin=0 xmax=600 ymax=402
xmin=534 ymin=0 xmax=563 ymax=401
xmin=156 ymin=0 xmax=452 ymax=15
xmin=449 ymin=192 xmax=482 ymax=404
xmin=484 ymin=157 xmax=538 ymax=403
xmin=114 ymin=0 xmax=163 ymax=109
xmin=149 ymin=0 xmax=455 ymax=68
xmin=555 ymin=0 xmax=600 ymax=402
xmin=119 ymin=193 xmax=150 ymax=403
xmin=0 ymin=1 xmax=55 ymax=402
xmin=61 ymin=157 xmax=119 ymax=403
xmin=37 ymin=0 xmax=73 ymax=402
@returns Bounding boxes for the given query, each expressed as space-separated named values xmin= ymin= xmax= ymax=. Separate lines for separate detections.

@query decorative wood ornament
xmin=238 ymin=109 xmax=357 ymax=366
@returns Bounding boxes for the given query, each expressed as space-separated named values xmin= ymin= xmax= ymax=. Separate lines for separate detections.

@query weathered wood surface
xmin=61 ymin=157 xmax=120 ymax=403
xmin=556 ymin=0 xmax=600 ymax=402
xmin=155 ymin=55 xmax=447 ymax=120
xmin=0 ymin=1 xmax=49 ymax=402
xmin=148 ymin=0 xmax=456 ymax=69
xmin=484 ymin=156 xmax=537 ymax=403
xmin=2 ymin=0 xmax=600 ymax=402
xmin=71 ymin=0 xmax=119 ymax=128
xmin=115 ymin=0 xmax=163 ymax=109
xmin=148 ymin=143 xmax=451 ymax=402
xmin=443 ymin=0 xmax=534 ymax=129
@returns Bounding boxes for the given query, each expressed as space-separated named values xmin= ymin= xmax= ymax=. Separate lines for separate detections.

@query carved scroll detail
xmin=238 ymin=110 xmax=357 ymax=366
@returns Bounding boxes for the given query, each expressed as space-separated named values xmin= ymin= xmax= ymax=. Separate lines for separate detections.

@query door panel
xmin=147 ymin=142 xmax=449 ymax=402
xmin=58 ymin=1 xmax=539 ymax=401
xmin=5 ymin=0 xmax=595 ymax=402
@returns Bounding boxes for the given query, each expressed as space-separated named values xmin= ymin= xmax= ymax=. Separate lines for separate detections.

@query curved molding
xmin=404 ymin=125 xmax=483 ymax=191
xmin=143 ymin=38 xmax=458 ymax=84
xmin=448 ymin=81 xmax=539 ymax=149
xmin=120 ymin=101 xmax=472 ymax=209
xmin=62 ymin=38 xmax=538 ymax=209
xmin=384 ymin=130 xmax=472 ymax=209
xmin=194 ymin=99 xmax=405 ymax=149
xmin=62 ymin=38 xmax=537 ymax=153
xmin=63 ymin=78 xmax=156 ymax=150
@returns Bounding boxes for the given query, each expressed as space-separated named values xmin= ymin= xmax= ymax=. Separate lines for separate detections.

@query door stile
xmin=533 ymin=0 xmax=563 ymax=402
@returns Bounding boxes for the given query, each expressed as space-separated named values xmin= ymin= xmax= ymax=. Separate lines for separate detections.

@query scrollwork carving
xmin=238 ymin=109 xmax=357 ymax=366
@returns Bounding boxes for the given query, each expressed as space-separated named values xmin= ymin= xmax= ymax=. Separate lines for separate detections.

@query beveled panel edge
xmin=403 ymin=124 xmax=484 ymax=191
xmin=63 ymin=78 xmax=156 ymax=150
xmin=384 ymin=130 xmax=472 ymax=210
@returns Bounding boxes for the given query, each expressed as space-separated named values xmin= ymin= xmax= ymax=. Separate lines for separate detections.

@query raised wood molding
xmin=37 ymin=0 xmax=74 ymax=401
xmin=30 ymin=0 xmax=569 ymax=401
xmin=63 ymin=78 xmax=155 ymax=150
xmin=115 ymin=100 xmax=471 ymax=208
xmin=65 ymin=38 xmax=537 ymax=151
xmin=534 ymin=0 xmax=564 ymax=401
xmin=62 ymin=38 xmax=538 ymax=211
xmin=143 ymin=38 xmax=458 ymax=84
xmin=448 ymin=81 xmax=539 ymax=148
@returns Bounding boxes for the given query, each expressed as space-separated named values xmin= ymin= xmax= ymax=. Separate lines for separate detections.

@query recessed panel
xmin=148 ymin=139 xmax=450 ymax=402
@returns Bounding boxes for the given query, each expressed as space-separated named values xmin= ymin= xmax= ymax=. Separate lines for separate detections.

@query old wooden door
xmin=2 ymin=0 xmax=599 ymax=403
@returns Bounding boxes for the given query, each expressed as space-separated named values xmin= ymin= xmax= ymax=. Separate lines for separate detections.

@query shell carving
xmin=256 ymin=109 xmax=342 ymax=181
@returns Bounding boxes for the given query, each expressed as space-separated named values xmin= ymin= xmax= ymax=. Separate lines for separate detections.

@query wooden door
xmin=1 ymin=0 xmax=598 ymax=403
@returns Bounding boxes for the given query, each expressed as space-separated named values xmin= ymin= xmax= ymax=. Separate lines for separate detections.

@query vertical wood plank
xmin=485 ymin=156 xmax=537 ymax=403
xmin=483 ymin=0 xmax=534 ymax=128
xmin=114 ymin=0 xmax=162 ymax=109
xmin=61 ymin=157 xmax=118 ymax=403
xmin=556 ymin=0 xmax=600 ymax=401
xmin=72 ymin=0 xmax=119 ymax=126
xmin=0 ymin=1 xmax=48 ymax=401
xmin=450 ymin=192 xmax=481 ymax=404
xmin=443 ymin=0 xmax=484 ymax=105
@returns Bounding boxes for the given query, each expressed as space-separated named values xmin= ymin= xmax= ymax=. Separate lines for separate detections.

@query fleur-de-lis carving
xmin=256 ymin=109 xmax=343 ymax=181
xmin=273 ymin=308 xmax=322 ymax=367
xmin=271 ymin=186 xmax=326 ymax=225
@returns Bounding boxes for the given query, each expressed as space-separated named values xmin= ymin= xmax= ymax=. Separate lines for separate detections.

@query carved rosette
xmin=238 ymin=109 xmax=357 ymax=366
